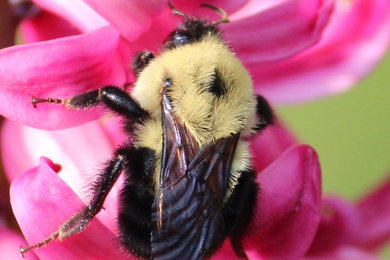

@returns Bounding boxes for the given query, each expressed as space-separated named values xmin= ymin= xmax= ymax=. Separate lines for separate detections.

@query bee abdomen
xmin=118 ymin=146 xmax=156 ymax=259
xmin=118 ymin=202 xmax=152 ymax=258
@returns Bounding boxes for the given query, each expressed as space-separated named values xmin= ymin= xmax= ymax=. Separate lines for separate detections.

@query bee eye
xmin=173 ymin=33 xmax=189 ymax=46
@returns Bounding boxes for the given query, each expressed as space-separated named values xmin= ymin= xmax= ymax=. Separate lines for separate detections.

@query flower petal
xmin=32 ymin=0 xmax=108 ymax=32
xmin=2 ymin=118 xmax=122 ymax=232
xmin=83 ymin=0 xmax=168 ymax=41
xmin=123 ymin=0 xmax=248 ymax=53
xmin=1 ymin=119 xmax=113 ymax=185
xmin=0 ymin=26 xmax=124 ymax=129
xmin=250 ymin=121 xmax=297 ymax=173
xmin=10 ymin=157 xmax=130 ymax=260
xmin=167 ymin=0 xmax=247 ymax=17
xmin=224 ymin=0 xmax=334 ymax=65
xmin=306 ymin=197 xmax=360 ymax=256
xmin=253 ymin=0 xmax=390 ymax=104
xmin=20 ymin=10 xmax=81 ymax=43
xmin=245 ymin=145 xmax=322 ymax=260
xmin=304 ymin=246 xmax=383 ymax=260
xmin=0 ymin=228 xmax=38 ymax=260
xmin=212 ymin=240 xmax=240 ymax=260
xmin=355 ymin=176 xmax=390 ymax=250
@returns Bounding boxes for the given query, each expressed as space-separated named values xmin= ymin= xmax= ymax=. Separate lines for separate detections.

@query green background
xmin=277 ymin=51 xmax=390 ymax=257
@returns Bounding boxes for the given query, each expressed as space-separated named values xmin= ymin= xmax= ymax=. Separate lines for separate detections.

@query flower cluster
xmin=0 ymin=0 xmax=389 ymax=259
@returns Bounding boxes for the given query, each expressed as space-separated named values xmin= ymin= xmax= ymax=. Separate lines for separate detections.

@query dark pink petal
xmin=245 ymin=145 xmax=322 ymax=260
xmin=1 ymin=119 xmax=121 ymax=232
xmin=83 ymin=0 xmax=168 ymax=41
xmin=306 ymin=197 xmax=360 ymax=256
xmin=0 ymin=228 xmax=38 ymax=260
xmin=10 ymin=157 xmax=130 ymax=260
xmin=304 ymin=246 xmax=382 ymax=260
xmin=306 ymin=175 xmax=390 ymax=257
xmin=20 ymin=10 xmax=81 ymax=43
xmin=250 ymin=121 xmax=297 ymax=173
xmin=0 ymin=26 xmax=125 ymax=129
xmin=355 ymin=176 xmax=390 ymax=250
xmin=253 ymin=0 xmax=390 ymax=104
xmin=32 ymin=0 xmax=108 ymax=32
xmin=224 ymin=0 xmax=334 ymax=65
xmin=212 ymin=240 xmax=240 ymax=260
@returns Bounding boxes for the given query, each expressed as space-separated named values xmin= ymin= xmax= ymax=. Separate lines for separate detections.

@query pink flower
xmin=0 ymin=0 xmax=389 ymax=259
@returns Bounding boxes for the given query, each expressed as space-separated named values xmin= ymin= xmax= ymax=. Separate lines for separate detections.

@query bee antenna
xmin=199 ymin=3 xmax=229 ymax=25
xmin=168 ymin=2 xmax=190 ymax=21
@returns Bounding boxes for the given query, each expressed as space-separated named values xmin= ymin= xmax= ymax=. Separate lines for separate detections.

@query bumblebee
xmin=23 ymin=3 xmax=273 ymax=259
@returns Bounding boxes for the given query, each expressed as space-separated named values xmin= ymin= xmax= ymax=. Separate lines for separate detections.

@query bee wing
xmin=151 ymin=94 xmax=239 ymax=259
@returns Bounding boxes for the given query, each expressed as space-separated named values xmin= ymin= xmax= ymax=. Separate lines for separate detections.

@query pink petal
xmin=212 ymin=240 xmax=241 ymax=260
xmin=32 ymin=0 xmax=108 ymax=32
xmin=127 ymin=0 xmax=333 ymax=66
xmin=245 ymin=145 xmax=322 ymax=260
xmin=0 ymin=26 xmax=125 ymax=129
xmin=171 ymin=0 xmax=247 ymax=14
xmin=304 ymin=246 xmax=383 ymax=260
xmin=83 ymin=0 xmax=168 ymax=41
xmin=1 ymin=119 xmax=113 ymax=184
xmin=224 ymin=0 xmax=334 ymax=65
xmin=20 ymin=10 xmax=81 ymax=43
xmin=10 ymin=157 xmax=130 ymax=260
xmin=306 ymin=197 xmax=360 ymax=256
xmin=0 ymin=228 xmax=38 ymax=260
xmin=114 ymin=0 xmax=333 ymax=70
xmin=121 ymin=10 xmax=181 ymax=56
xmin=250 ymin=121 xmax=298 ymax=173
xmin=100 ymin=116 xmax=128 ymax=147
xmin=355 ymin=176 xmax=390 ymax=250
xmin=1 ymin=119 xmax=122 ymax=232
xmin=254 ymin=0 xmax=390 ymax=104
xmin=124 ymin=0 xmax=248 ymax=52
xmin=306 ymin=176 xmax=390 ymax=257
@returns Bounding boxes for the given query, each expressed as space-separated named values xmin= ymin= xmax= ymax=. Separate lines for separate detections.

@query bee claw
xmin=31 ymin=97 xmax=63 ymax=108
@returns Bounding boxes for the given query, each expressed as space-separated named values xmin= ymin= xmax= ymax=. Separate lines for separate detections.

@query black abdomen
xmin=118 ymin=146 xmax=156 ymax=259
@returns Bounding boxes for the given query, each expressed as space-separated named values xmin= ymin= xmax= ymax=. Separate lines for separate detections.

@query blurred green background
xmin=278 ymin=51 xmax=390 ymax=257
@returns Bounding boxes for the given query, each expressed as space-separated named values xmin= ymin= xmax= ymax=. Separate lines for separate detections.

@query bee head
xmin=163 ymin=19 xmax=219 ymax=50
xmin=163 ymin=3 xmax=229 ymax=50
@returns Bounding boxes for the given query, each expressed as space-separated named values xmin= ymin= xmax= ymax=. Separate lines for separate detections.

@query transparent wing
xmin=151 ymin=94 xmax=239 ymax=259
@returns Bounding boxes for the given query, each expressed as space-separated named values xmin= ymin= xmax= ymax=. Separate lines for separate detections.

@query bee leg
xmin=20 ymin=152 xmax=127 ymax=256
xmin=254 ymin=95 xmax=274 ymax=132
xmin=223 ymin=169 xmax=258 ymax=259
xmin=132 ymin=50 xmax=155 ymax=77
xmin=32 ymin=86 xmax=148 ymax=119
